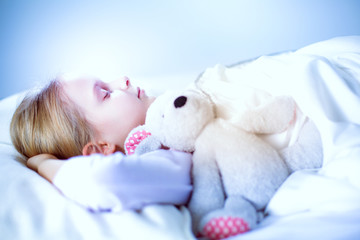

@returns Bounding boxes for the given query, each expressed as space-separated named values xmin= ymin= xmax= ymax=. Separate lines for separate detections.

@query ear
xmin=82 ymin=141 xmax=116 ymax=156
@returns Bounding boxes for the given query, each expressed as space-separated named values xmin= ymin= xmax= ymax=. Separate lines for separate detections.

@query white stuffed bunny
xmin=124 ymin=89 xmax=304 ymax=239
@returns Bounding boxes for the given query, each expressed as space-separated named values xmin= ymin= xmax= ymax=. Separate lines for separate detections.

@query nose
xmin=109 ymin=76 xmax=130 ymax=90
xmin=174 ymin=96 xmax=187 ymax=108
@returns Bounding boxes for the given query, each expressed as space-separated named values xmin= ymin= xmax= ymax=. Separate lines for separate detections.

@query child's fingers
xmin=27 ymin=154 xmax=57 ymax=171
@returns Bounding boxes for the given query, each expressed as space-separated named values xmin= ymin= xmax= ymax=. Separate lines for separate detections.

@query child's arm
xmin=27 ymin=150 xmax=192 ymax=212
xmin=27 ymin=154 xmax=65 ymax=183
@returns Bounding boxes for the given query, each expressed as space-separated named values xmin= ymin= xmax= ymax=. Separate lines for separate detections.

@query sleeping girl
xmin=10 ymin=66 xmax=322 ymax=234
xmin=10 ymin=76 xmax=193 ymax=211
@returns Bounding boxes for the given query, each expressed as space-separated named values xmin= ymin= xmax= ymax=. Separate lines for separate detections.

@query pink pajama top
xmin=53 ymin=150 xmax=192 ymax=212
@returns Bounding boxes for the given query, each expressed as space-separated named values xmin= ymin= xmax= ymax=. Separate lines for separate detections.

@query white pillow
xmin=0 ymin=92 xmax=27 ymax=145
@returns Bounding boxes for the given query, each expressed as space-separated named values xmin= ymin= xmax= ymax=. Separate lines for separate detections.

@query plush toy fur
xmin=124 ymin=89 xmax=321 ymax=240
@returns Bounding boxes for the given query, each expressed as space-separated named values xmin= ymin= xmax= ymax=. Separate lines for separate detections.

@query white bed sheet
xmin=1 ymin=36 xmax=360 ymax=240
xmin=228 ymin=35 xmax=360 ymax=239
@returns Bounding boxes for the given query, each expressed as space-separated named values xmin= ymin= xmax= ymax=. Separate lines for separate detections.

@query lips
xmin=137 ymin=87 xmax=146 ymax=99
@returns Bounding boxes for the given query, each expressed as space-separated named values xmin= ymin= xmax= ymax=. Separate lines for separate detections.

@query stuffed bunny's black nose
xmin=174 ymin=96 xmax=187 ymax=108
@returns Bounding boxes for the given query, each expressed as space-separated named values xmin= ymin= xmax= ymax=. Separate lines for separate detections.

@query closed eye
xmin=94 ymin=81 xmax=111 ymax=101
xmin=100 ymin=88 xmax=110 ymax=100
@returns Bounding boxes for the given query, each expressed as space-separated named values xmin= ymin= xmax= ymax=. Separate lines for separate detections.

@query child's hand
xmin=27 ymin=154 xmax=58 ymax=171
xmin=27 ymin=154 xmax=67 ymax=183
xmin=27 ymin=154 xmax=64 ymax=182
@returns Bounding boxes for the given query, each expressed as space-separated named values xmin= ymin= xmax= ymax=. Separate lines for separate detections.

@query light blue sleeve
xmin=53 ymin=150 xmax=192 ymax=211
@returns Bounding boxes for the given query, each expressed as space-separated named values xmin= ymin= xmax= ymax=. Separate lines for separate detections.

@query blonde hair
xmin=10 ymin=79 xmax=96 ymax=159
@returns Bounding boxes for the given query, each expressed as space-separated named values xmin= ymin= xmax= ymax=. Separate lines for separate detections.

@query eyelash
xmin=101 ymin=88 xmax=111 ymax=99
xmin=96 ymin=84 xmax=111 ymax=100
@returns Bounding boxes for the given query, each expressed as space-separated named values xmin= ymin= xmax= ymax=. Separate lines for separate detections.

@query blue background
xmin=1 ymin=0 xmax=360 ymax=99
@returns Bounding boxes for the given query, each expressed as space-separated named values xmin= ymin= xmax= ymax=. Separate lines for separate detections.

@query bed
xmin=1 ymin=36 xmax=360 ymax=240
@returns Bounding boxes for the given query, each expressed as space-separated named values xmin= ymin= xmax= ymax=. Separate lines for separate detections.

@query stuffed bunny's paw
xmin=124 ymin=126 xmax=152 ymax=155
xmin=202 ymin=217 xmax=249 ymax=240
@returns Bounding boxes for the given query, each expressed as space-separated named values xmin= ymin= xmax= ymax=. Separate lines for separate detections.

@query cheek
xmin=108 ymin=104 xmax=147 ymax=146
xmin=110 ymin=100 xmax=147 ymax=133
xmin=124 ymin=102 xmax=147 ymax=127
xmin=90 ymin=99 xmax=149 ymax=145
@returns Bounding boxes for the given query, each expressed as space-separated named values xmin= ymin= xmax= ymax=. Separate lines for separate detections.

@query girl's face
xmin=61 ymin=75 xmax=155 ymax=151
